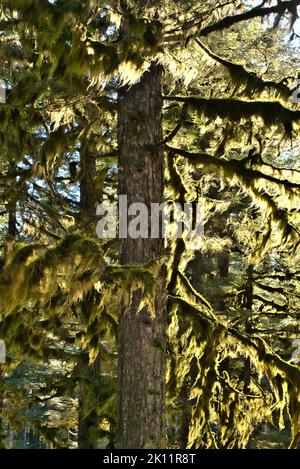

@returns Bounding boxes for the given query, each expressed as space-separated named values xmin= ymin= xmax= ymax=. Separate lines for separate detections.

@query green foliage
xmin=0 ymin=0 xmax=300 ymax=450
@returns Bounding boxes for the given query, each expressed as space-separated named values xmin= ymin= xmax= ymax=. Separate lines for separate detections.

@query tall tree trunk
xmin=77 ymin=352 xmax=101 ymax=449
xmin=0 ymin=164 xmax=17 ymax=448
xmin=0 ymin=364 xmax=5 ymax=448
xmin=117 ymin=62 xmax=167 ymax=448
xmin=243 ymin=265 xmax=253 ymax=394
xmin=77 ymin=148 xmax=101 ymax=449
xmin=217 ymin=251 xmax=229 ymax=278
xmin=79 ymin=149 xmax=96 ymax=226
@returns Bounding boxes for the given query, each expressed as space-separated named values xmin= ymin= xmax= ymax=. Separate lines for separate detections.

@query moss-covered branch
xmin=195 ymin=39 xmax=294 ymax=101
xmin=163 ymin=95 xmax=300 ymax=133
xmin=198 ymin=1 xmax=300 ymax=37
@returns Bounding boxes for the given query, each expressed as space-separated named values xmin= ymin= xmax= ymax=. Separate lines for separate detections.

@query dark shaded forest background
xmin=0 ymin=0 xmax=300 ymax=449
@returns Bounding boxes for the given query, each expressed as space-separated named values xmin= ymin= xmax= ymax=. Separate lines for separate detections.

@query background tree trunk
xmin=77 ymin=353 xmax=101 ymax=449
xmin=243 ymin=266 xmax=253 ymax=394
xmin=0 ymin=163 xmax=17 ymax=448
xmin=77 ymin=149 xmax=101 ymax=449
xmin=217 ymin=251 xmax=229 ymax=278
xmin=117 ymin=63 xmax=167 ymax=448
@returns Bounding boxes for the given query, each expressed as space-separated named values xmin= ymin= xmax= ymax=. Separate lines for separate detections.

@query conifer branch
xmin=198 ymin=1 xmax=300 ymax=37
xmin=163 ymin=95 xmax=300 ymax=132
xmin=195 ymin=39 xmax=294 ymax=101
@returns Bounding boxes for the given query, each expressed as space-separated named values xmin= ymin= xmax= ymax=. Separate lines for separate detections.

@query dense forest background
xmin=0 ymin=0 xmax=300 ymax=449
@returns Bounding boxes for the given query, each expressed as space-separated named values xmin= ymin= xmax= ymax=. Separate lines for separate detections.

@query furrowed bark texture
xmin=117 ymin=63 xmax=167 ymax=448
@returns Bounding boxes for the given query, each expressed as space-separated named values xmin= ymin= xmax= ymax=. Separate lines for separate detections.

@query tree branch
xmin=195 ymin=39 xmax=293 ymax=101
xmin=198 ymin=1 xmax=300 ymax=37
xmin=163 ymin=95 xmax=300 ymax=131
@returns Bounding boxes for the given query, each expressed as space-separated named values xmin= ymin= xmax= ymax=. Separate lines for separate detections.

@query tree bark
xmin=0 ymin=163 xmax=17 ymax=448
xmin=80 ymin=149 xmax=96 ymax=225
xmin=77 ymin=148 xmax=101 ymax=449
xmin=217 ymin=251 xmax=229 ymax=278
xmin=117 ymin=62 xmax=167 ymax=448
xmin=77 ymin=352 xmax=101 ymax=449
xmin=0 ymin=367 xmax=5 ymax=448
xmin=243 ymin=266 xmax=253 ymax=394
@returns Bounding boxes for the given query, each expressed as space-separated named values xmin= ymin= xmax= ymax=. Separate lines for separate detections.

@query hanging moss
xmin=195 ymin=39 xmax=293 ymax=102
xmin=164 ymin=95 xmax=300 ymax=135
xmin=168 ymin=292 xmax=300 ymax=448
xmin=166 ymin=145 xmax=300 ymax=257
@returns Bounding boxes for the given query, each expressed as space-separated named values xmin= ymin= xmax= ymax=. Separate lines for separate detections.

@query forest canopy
xmin=0 ymin=0 xmax=299 ymax=451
